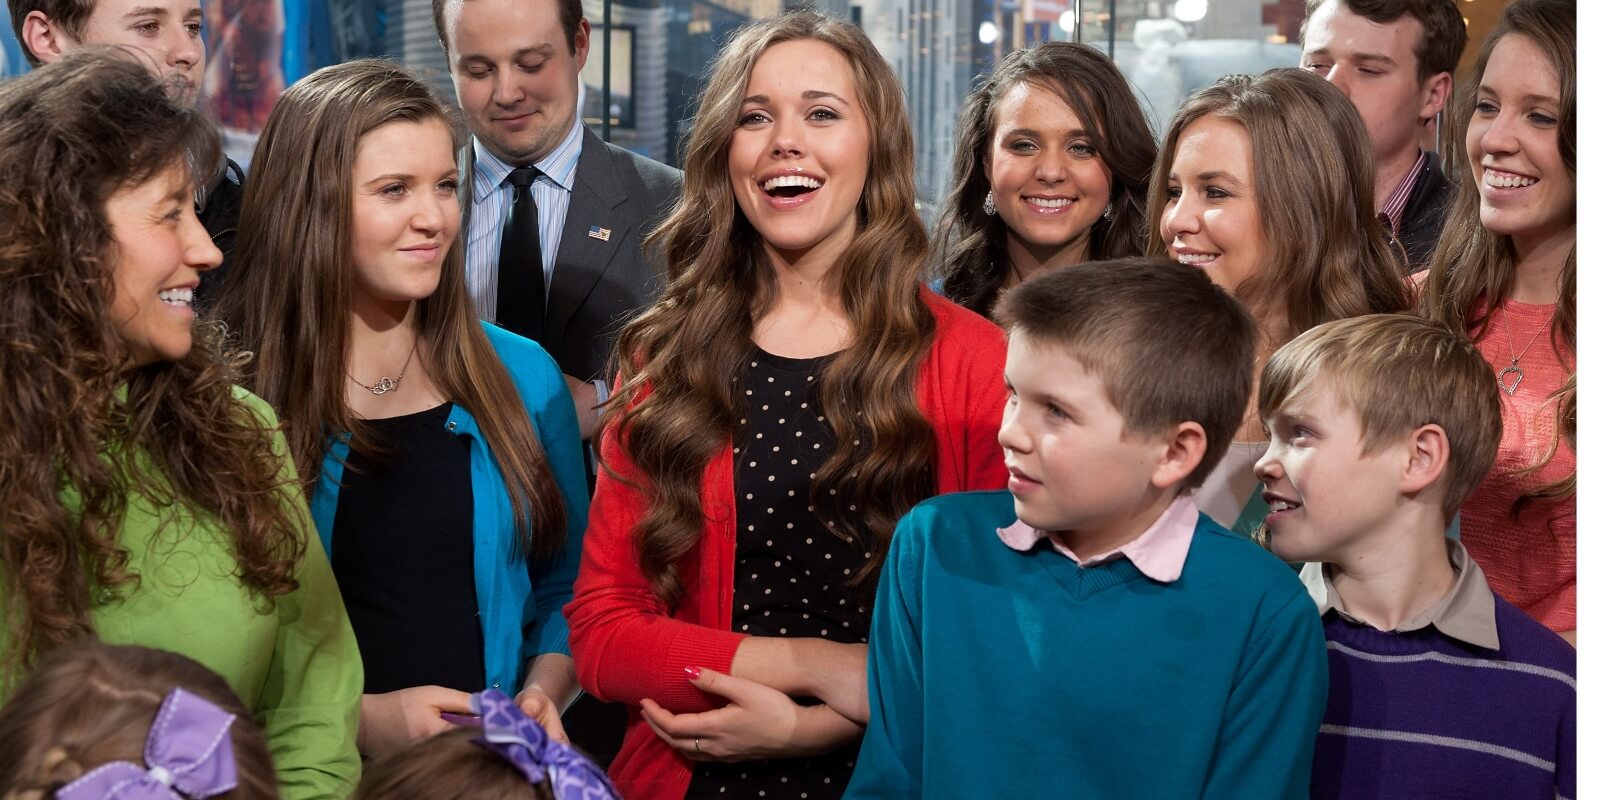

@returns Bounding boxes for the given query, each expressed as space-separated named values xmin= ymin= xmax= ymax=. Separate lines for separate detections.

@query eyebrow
xmin=365 ymin=169 xmax=459 ymax=183
xmin=1302 ymin=47 xmax=1398 ymax=67
xmin=741 ymin=90 xmax=851 ymax=106
xmin=458 ymin=44 xmax=553 ymax=64
xmin=1349 ymin=52 xmax=1399 ymax=67
xmin=122 ymin=6 xmax=171 ymax=17
xmin=1169 ymin=170 xmax=1247 ymax=188
xmin=1002 ymin=127 xmax=1093 ymax=140
xmin=1480 ymin=84 xmax=1559 ymax=106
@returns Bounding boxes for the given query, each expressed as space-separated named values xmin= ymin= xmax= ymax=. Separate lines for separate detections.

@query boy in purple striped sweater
xmin=1252 ymin=314 xmax=1575 ymax=800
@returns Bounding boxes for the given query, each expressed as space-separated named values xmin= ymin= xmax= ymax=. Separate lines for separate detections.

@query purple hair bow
xmin=55 ymin=688 xmax=237 ymax=800
xmin=470 ymin=689 xmax=620 ymax=800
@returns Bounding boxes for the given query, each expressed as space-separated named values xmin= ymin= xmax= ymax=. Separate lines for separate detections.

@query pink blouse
xmin=1461 ymin=299 xmax=1576 ymax=633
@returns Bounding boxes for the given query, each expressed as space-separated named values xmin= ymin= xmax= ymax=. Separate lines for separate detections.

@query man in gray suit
xmin=436 ymin=0 xmax=681 ymax=440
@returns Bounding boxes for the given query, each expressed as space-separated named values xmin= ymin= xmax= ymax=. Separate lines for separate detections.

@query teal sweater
xmin=846 ymin=491 xmax=1328 ymax=799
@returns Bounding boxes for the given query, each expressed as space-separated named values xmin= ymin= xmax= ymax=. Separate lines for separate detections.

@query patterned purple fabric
xmin=470 ymin=689 xmax=620 ymax=800
xmin=54 ymin=688 xmax=238 ymax=800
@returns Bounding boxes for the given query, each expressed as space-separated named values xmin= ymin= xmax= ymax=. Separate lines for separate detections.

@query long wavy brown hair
xmin=1146 ymin=69 xmax=1412 ymax=347
xmin=0 ymin=49 xmax=304 ymax=677
xmin=215 ymin=59 xmax=566 ymax=558
xmin=937 ymin=42 xmax=1156 ymax=317
xmin=605 ymin=11 xmax=935 ymax=606
xmin=1421 ymin=0 xmax=1575 ymax=511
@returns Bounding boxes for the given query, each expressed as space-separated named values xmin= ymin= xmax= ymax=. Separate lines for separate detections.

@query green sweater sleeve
xmin=240 ymin=391 xmax=364 ymax=798
xmin=845 ymin=508 xmax=928 ymax=799
xmin=1201 ymin=587 xmax=1328 ymax=800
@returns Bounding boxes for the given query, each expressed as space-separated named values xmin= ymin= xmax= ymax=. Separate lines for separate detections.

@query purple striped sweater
xmin=1312 ymin=594 xmax=1576 ymax=799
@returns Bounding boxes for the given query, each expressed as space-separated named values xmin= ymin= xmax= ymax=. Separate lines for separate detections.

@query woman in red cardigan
xmin=563 ymin=11 xmax=1008 ymax=800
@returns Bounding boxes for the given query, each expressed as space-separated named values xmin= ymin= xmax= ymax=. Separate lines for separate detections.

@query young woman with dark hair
xmin=1420 ymin=0 xmax=1576 ymax=643
xmin=935 ymin=41 xmax=1156 ymax=317
xmin=0 ymin=49 xmax=361 ymax=798
xmin=216 ymin=59 xmax=590 ymax=755
xmin=564 ymin=12 xmax=1009 ymax=799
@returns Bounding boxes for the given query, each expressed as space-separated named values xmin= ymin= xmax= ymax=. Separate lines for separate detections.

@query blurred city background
xmin=1 ymin=0 xmax=1503 ymax=221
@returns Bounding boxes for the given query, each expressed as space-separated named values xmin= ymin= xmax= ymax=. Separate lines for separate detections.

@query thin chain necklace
xmin=1495 ymin=303 xmax=1556 ymax=396
xmin=348 ymin=342 xmax=417 ymax=396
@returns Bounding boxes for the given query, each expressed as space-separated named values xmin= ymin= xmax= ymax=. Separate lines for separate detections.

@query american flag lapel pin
xmin=588 ymin=225 xmax=612 ymax=242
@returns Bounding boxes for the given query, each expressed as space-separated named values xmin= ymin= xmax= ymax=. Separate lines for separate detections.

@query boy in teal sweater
xmin=846 ymin=257 xmax=1327 ymax=799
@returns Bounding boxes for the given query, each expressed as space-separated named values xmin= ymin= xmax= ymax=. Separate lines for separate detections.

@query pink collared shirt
xmin=995 ymin=496 xmax=1200 ymax=583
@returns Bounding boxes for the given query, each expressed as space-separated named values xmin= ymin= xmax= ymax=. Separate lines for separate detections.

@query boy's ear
xmin=1150 ymin=421 xmax=1207 ymax=491
xmin=21 ymin=11 xmax=74 ymax=64
xmin=1397 ymin=423 xmax=1450 ymax=495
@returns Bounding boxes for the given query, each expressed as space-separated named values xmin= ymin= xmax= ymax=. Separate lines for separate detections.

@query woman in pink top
xmin=1421 ymin=0 xmax=1575 ymax=642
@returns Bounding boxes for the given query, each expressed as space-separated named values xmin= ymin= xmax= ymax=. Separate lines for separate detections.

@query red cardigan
xmin=564 ymin=289 xmax=1009 ymax=799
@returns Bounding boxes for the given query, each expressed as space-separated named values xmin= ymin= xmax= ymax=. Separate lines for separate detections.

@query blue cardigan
xmin=310 ymin=322 xmax=590 ymax=693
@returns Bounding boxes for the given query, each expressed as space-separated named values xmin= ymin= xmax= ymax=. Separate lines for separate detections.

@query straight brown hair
xmin=217 ymin=59 xmax=566 ymax=558
xmin=1420 ymin=0 xmax=1575 ymax=511
xmin=1146 ymin=68 xmax=1412 ymax=346
xmin=353 ymin=727 xmax=551 ymax=800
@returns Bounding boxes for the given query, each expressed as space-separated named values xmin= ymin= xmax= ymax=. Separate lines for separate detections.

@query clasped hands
xmin=639 ymin=639 xmax=868 ymax=763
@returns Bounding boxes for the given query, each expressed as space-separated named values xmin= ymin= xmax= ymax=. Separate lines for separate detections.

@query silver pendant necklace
xmin=349 ymin=342 xmax=417 ymax=396
xmin=1495 ymin=305 xmax=1555 ymax=397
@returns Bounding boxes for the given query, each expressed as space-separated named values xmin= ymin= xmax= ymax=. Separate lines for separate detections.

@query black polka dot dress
xmin=682 ymin=346 xmax=872 ymax=800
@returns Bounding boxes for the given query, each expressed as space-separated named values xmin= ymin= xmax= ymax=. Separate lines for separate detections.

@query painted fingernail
xmin=683 ymin=666 xmax=701 ymax=680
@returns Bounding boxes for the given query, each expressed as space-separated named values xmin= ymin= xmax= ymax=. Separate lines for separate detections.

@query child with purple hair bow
xmin=353 ymin=689 xmax=620 ymax=800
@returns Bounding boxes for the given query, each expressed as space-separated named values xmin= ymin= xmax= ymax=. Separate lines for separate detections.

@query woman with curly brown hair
xmin=0 ymin=50 xmax=362 ymax=798
xmin=1420 ymin=0 xmax=1576 ymax=643
xmin=563 ymin=11 xmax=1009 ymax=800
xmin=935 ymin=41 xmax=1156 ymax=318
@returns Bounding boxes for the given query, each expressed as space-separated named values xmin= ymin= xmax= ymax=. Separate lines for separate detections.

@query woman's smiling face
xmin=726 ymin=38 xmax=872 ymax=265
xmin=1161 ymin=114 xmax=1265 ymax=299
xmin=1466 ymin=33 xmax=1574 ymax=249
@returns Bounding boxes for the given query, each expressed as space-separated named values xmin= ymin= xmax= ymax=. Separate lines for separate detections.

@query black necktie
xmin=496 ymin=165 xmax=545 ymax=343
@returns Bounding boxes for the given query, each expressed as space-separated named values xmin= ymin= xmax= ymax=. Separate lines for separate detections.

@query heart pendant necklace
xmin=1495 ymin=304 xmax=1555 ymax=397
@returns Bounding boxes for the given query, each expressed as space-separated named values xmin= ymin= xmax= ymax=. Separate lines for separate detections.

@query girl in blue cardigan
xmin=216 ymin=59 xmax=589 ymax=758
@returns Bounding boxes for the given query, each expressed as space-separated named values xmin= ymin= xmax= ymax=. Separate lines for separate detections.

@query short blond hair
xmin=1257 ymin=314 xmax=1501 ymax=517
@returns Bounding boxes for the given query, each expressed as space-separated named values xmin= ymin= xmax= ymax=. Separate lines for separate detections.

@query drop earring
xmin=1101 ymin=202 xmax=1114 ymax=222
xmin=983 ymin=191 xmax=996 ymax=216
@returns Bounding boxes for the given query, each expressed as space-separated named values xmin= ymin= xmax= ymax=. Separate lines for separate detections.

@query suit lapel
xmin=545 ymin=128 xmax=630 ymax=350
xmin=457 ymin=144 xmax=478 ymax=230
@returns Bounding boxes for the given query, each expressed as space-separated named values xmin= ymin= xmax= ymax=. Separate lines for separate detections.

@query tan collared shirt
xmin=1299 ymin=539 xmax=1500 ymax=650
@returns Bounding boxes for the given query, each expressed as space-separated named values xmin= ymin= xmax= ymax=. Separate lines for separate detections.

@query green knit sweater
xmin=0 ymin=388 xmax=363 ymax=798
